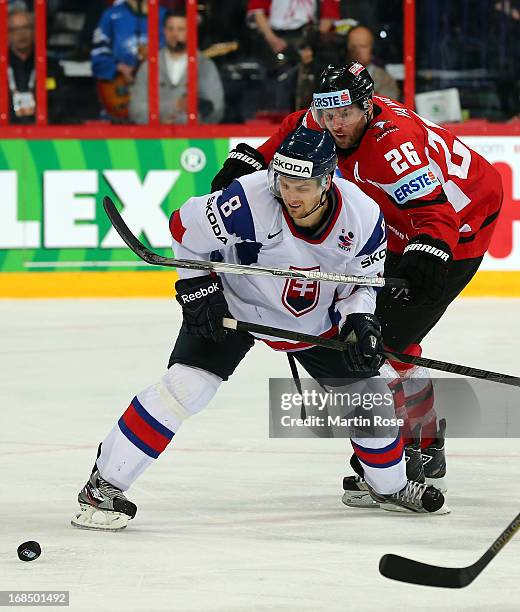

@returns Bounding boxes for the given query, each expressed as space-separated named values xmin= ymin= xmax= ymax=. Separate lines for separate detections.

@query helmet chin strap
xmin=299 ymin=185 xmax=330 ymax=220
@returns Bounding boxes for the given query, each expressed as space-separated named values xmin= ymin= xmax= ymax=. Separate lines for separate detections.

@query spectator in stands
xmin=7 ymin=3 xmax=67 ymax=124
xmin=347 ymin=25 xmax=399 ymax=99
xmin=129 ymin=9 xmax=224 ymax=124
xmin=91 ymin=0 xmax=167 ymax=120
xmin=247 ymin=0 xmax=340 ymax=112
xmin=295 ymin=22 xmax=399 ymax=110
xmin=248 ymin=0 xmax=339 ymax=53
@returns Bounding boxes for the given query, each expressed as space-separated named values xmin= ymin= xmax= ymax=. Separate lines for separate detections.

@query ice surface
xmin=1 ymin=298 xmax=519 ymax=611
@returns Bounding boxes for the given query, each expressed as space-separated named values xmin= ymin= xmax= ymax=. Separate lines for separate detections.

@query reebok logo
xmin=181 ymin=282 xmax=220 ymax=303
xmin=404 ymin=243 xmax=450 ymax=261
xmin=229 ymin=151 xmax=263 ymax=170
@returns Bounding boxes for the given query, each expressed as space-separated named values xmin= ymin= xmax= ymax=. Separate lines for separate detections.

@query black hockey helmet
xmin=268 ymin=125 xmax=337 ymax=198
xmin=312 ymin=62 xmax=374 ymax=126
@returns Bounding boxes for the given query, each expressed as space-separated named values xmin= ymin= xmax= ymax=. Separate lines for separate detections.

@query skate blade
xmin=341 ymin=491 xmax=380 ymax=508
xmin=71 ymin=504 xmax=130 ymax=531
xmin=425 ymin=475 xmax=448 ymax=493
xmin=380 ymin=502 xmax=451 ymax=515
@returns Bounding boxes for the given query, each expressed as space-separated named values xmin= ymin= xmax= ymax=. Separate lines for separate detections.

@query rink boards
xmin=0 ymin=135 xmax=519 ymax=297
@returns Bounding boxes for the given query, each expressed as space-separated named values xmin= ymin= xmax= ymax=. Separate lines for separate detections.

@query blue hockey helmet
xmin=268 ymin=125 xmax=338 ymax=198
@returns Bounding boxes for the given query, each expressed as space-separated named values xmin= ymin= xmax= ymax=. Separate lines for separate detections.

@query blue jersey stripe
xmin=216 ymin=180 xmax=256 ymax=242
xmin=356 ymin=211 xmax=386 ymax=257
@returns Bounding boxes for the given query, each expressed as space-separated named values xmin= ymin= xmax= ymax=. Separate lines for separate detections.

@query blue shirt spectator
xmin=91 ymin=0 xmax=167 ymax=81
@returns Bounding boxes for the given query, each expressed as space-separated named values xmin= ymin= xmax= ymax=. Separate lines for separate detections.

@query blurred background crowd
xmin=6 ymin=0 xmax=520 ymax=125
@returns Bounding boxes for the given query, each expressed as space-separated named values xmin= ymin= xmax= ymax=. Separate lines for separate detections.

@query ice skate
xmin=342 ymin=431 xmax=425 ymax=509
xmin=422 ymin=418 xmax=448 ymax=493
xmin=369 ymin=480 xmax=450 ymax=514
xmin=71 ymin=469 xmax=137 ymax=531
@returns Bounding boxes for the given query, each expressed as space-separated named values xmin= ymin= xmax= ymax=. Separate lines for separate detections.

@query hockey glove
xmin=210 ymin=143 xmax=267 ymax=192
xmin=175 ymin=275 xmax=229 ymax=343
xmin=340 ymin=313 xmax=385 ymax=377
xmin=391 ymin=234 xmax=452 ymax=305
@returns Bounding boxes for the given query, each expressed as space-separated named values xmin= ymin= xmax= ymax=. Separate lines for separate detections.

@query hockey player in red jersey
xmin=211 ymin=62 xmax=503 ymax=504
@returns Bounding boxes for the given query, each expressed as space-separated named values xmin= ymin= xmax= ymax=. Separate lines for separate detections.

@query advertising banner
xmin=0 ymin=135 xmax=519 ymax=294
xmin=0 ymin=138 xmax=229 ymax=272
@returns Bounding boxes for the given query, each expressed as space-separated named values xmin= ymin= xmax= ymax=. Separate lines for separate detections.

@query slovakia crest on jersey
xmin=282 ymin=266 xmax=320 ymax=317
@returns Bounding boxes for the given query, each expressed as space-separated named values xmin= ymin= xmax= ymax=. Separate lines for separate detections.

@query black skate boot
xmin=71 ymin=446 xmax=137 ymax=531
xmin=342 ymin=429 xmax=425 ymax=509
xmin=422 ymin=418 xmax=447 ymax=493
xmin=368 ymin=480 xmax=450 ymax=514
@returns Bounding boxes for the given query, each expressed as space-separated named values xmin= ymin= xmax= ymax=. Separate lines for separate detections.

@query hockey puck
xmin=17 ymin=541 xmax=41 ymax=562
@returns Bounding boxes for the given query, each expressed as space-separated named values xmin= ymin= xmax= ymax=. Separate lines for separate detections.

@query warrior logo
xmin=282 ymin=266 xmax=320 ymax=317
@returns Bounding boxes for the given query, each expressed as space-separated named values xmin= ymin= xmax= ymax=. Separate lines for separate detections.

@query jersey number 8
xmin=220 ymin=195 xmax=242 ymax=217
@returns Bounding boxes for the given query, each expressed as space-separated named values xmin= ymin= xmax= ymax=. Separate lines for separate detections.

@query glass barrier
xmin=416 ymin=0 xmax=520 ymax=122
xmin=4 ymin=0 xmax=518 ymax=133
xmin=1 ymin=0 xmax=407 ymax=130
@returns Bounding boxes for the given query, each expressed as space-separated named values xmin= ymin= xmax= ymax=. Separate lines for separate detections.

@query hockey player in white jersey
xmin=71 ymin=126 xmax=448 ymax=531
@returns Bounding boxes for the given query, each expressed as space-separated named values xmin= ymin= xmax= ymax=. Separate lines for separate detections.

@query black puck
xmin=17 ymin=541 xmax=41 ymax=562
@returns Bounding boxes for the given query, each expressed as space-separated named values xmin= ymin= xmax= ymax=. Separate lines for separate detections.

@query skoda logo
xmin=180 ymin=147 xmax=206 ymax=172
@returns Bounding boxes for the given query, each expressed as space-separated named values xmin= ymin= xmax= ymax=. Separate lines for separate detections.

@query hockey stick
xmin=104 ymin=197 xmax=520 ymax=387
xmin=102 ymin=196 xmax=408 ymax=289
xmin=223 ymin=319 xmax=520 ymax=387
xmin=379 ymin=511 xmax=520 ymax=588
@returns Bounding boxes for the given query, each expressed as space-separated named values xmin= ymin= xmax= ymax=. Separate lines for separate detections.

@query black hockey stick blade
xmin=379 ymin=554 xmax=476 ymax=588
xmin=103 ymin=195 xmax=179 ymax=268
xmin=380 ymin=512 xmax=520 ymax=588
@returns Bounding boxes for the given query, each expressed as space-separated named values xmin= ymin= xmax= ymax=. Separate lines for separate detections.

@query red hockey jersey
xmin=258 ymin=96 xmax=503 ymax=260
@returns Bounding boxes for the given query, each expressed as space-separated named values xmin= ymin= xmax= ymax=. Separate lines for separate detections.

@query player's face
xmin=279 ymin=176 xmax=324 ymax=222
xmin=321 ymin=104 xmax=367 ymax=149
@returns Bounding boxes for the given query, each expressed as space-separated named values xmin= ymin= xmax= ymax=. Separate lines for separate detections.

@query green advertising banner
xmin=0 ymin=138 xmax=230 ymax=272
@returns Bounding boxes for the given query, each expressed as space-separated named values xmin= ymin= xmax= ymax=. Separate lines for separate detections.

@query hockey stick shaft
xmin=223 ymin=319 xmax=520 ymax=387
xmin=103 ymin=195 xmax=408 ymax=289
xmin=104 ymin=197 xmax=520 ymax=386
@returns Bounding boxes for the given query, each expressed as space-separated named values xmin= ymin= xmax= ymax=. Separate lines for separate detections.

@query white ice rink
xmin=1 ymin=297 xmax=519 ymax=611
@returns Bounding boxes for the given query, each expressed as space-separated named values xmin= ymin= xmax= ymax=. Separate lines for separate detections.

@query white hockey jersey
xmin=170 ymin=171 xmax=387 ymax=351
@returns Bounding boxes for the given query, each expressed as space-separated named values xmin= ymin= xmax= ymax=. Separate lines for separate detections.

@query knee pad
xmin=158 ymin=363 xmax=222 ymax=422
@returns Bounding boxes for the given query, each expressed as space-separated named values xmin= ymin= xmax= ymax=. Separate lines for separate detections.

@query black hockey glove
xmin=391 ymin=234 xmax=452 ymax=305
xmin=175 ymin=275 xmax=229 ymax=343
xmin=339 ymin=313 xmax=385 ymax=377
xmin=210 ymin=143 xmax=267 ymax=192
